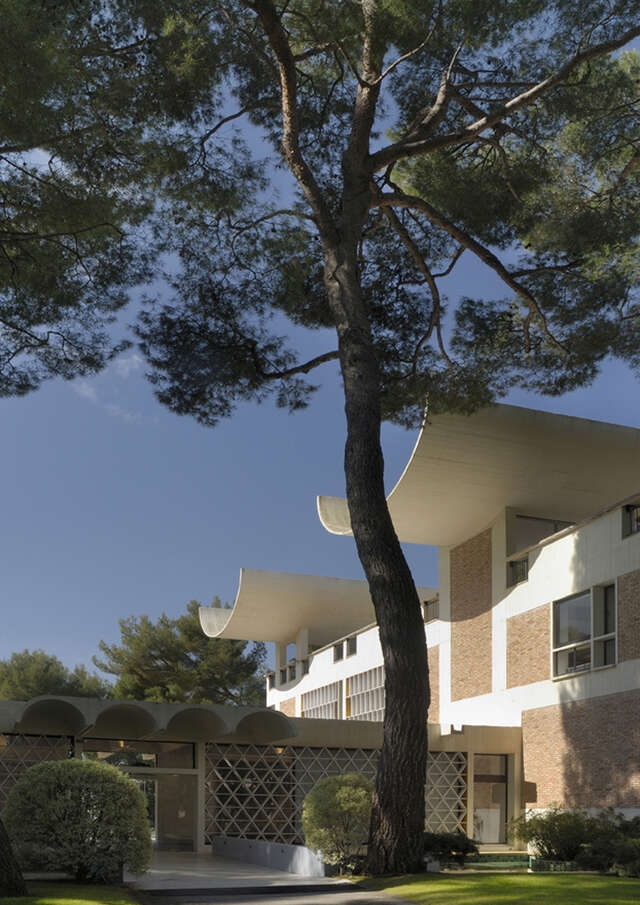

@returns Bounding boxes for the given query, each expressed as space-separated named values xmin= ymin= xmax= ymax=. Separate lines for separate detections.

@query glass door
xmin=130 ymin=772 xmax=197 ymax=851
xmin=155 ymin=773 xmax=198 ymax=851
xmin=473 ymin=754 xmax=508 ymax=844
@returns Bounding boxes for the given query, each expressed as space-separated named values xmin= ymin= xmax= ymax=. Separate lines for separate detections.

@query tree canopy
xmin=2 ymin=2 xmax=637 ymax=412
xmin=94 ymin=600 xmax=267 ymax=705
xmin=0 ymin=649 xmax=112 ymax=700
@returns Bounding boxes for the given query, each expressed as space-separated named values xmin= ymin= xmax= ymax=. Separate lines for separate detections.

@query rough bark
xmin=0 ymin=816 xmax=27 ymax=897
xmin=324 ymin=236 xmax=429 ymax=873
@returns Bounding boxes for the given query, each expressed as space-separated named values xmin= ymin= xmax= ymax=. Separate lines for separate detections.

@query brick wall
xmin=522 ymin=689 xmax=640 ymax=807
xmin=618 ymin=568 xmax=640 ymax=662
xmin=507 ymin=603 xmax=550 ymax=688
xmin=279 ymin=697 xmax=296 ymax=717
xmin=450 ymin=528 xmax=492 ymax=701
xmin=427 ymin=646 xmax=439 ymax=723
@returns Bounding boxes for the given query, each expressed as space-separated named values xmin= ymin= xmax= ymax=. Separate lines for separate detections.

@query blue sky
xmin=2 ymin=246 xmax=639 ymax=679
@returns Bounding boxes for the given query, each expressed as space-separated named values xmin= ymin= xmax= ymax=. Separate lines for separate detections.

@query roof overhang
xmin=317 ymin=403 xmax=640 ymax=547
xmin=199 ymin=569 xmax=436 ymax=646
xmin=1 ymin=696 xmax=297 ymax=743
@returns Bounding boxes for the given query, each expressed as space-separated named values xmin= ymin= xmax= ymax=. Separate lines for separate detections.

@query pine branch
xmin=247 ymin=0 xmax=337 ymax=243
xmin=376 ymin=188 xmax=569 ymax=353
xmin=370 ymin=24 xmax=640 ymax=171
xmin=248 ymin=343 xmax=339 ymax=379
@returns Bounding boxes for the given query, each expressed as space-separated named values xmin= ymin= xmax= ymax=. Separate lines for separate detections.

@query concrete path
xmin=128 ymin=851 xmax=347 ymax=891
xmin=137 ymin=889 xmax=406 ymax=905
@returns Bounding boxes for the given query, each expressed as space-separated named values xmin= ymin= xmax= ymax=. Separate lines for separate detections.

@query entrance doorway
xmin=473 ymin=754 xmax=508 ymax=844
xmin=133 ymin=773 xmax=198 ymax=851
xmin=80 ymin=738 xmax=199 ymax=852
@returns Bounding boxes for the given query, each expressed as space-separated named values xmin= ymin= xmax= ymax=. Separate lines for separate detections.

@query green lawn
xmin=2 ymin=883 xmax=139 ymax=905
xmin=360 ymin=872 xmax=640 ymax=905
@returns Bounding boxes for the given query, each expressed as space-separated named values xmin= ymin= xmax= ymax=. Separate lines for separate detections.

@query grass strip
xmin=2 ymin=882 xmax=140 ymax=905
xmin=360 ymin=871 xmax=640 ymax=905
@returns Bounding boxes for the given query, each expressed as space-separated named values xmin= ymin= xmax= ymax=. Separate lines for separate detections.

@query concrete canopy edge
xmin=317 ymin=403 xmax=640 ymax=546
xmin=199 ymin=568 xmax=436 ymax=647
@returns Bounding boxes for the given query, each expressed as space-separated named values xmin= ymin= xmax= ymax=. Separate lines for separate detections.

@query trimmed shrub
xmin=423 ymin=830 xmax=478 ymax=866
xmin=508 ymin=807 xmax=597 ymax=861
xmin=3 ymin=759 xmax=151 ymax=883
xmin=302 ymin=772 xmax=373 ymax=872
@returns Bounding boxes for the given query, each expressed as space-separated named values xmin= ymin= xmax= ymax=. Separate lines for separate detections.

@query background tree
xmin=94 ymin=600 xmax=267 ymax=705
xmin=0 ymin=649 xmax=112 ymax=700
xmin=1 ymin=0 xmax=639 ymax=874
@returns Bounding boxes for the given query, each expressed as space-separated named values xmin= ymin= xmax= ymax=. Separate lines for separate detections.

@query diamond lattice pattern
xmin=0 ymin=734 xmax=71 ymax=808
xmin=205 ymin=744 xmax=468 ymax=844
xmin=425 ymin=751 xmax=467 ymax=833
xmin=204 ymin=743 xmax=379 ymax=845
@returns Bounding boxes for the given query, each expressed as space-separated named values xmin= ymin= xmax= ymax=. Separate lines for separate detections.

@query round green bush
xmin=302 ymin=772 xmax=373 ymax=872
xmin=508 ymin=807 xmax=597 ymax=861
xmin=3 ymin=759 xmax=152 ymax=882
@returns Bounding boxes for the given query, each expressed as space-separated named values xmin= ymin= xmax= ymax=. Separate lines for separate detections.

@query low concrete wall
xmin=211 ymin=836 xmax=326 ymax=877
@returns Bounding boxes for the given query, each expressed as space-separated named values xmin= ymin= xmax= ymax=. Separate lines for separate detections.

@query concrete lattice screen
xmin=0 ymin=734 xmax=468 ymax=846
xmin=204 ymin=743 xmax=467 ymax=845
xmin=0 ymin=734 xmax=71 ymax=808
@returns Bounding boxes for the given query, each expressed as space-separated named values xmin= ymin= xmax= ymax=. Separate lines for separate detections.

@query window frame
xmin=551 ymin=583 xmax=617 ymax=680
xmin=507 ymin=556 xmax=529 ymax=588
xmin=423 ymin=596 xmax=440 ymax=622
xmin=622 ymin=503 xmax=640 ymax=538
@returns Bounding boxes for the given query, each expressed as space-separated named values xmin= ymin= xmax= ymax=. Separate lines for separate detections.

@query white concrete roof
xmin=317 ymin=404 xmax=640 ymax=547
xmin=199 ymin=569 xmax=436 ymax=646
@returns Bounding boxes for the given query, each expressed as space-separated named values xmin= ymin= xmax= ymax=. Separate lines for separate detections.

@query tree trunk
xmin=325 ymin=242 xmax=429 ymax=874
xmin=0 ymin=816 xmax=27 ymax=897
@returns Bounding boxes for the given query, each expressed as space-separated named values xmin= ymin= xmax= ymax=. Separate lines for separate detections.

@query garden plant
xmin=3 ymin=759 xmax=151 ymax=883
xmin=302 ymin=772 xmax=373 ymax=872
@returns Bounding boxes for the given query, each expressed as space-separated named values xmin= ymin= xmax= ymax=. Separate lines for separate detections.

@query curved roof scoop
xmin=200 ymin=568 xmax=435 ymax=646
xmin=318 ymin=403 xmax=640 ymax=546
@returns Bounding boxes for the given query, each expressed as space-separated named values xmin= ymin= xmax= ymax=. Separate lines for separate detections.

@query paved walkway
xmin=138 ymin=891 xmax=406 ymax=905
xmin=128 ymin=851 xmax=347 ymax=891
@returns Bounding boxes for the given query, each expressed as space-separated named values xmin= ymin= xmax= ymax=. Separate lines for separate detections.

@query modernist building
xmin=3 ymin=404 xmax=639 ymax=866
xmin=201 ymin=404 xmax=640 ymax=845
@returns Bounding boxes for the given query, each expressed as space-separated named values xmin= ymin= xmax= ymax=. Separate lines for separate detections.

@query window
xmin=82 ymin=739 xmax=195 ymax=769
xmin=301 ymin=658 xmax=309 ymax=676
xmin=623 ymin=504 xmax=640 ymax=537
xmin=346 ymin=665 xmax=385 ymax=722
xmin=267 ymin=672 xmax=275 ymax=689
xmin=553 ymin=584 xmax=616 ymax=678
xmin=301 ymin=681 xmax=342 ymax=719
xmin=512 ymin=514 xmax=573 ymax=551
xmin=333 ymin=642 xmax=344 ymax=662
xmin=346 ymin=635 xmax=357 ymax=657
xmin=288 ymin=662 xmax=296 ymax=681
xmin=279 ymin=668 xmax=288 ymax=684
xmin=507 ymin=557 xmax=529 ymax=587
xmin=423 ymin=596 xmax=439 ymax=622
